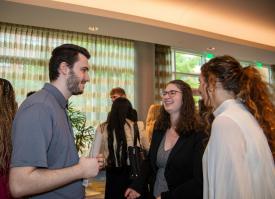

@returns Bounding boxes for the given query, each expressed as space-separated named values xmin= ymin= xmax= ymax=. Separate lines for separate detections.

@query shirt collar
xmin=43 ymin=83 xmax=68 ymax=109
xmin=213 ymin=99 xmax=239 ymax=117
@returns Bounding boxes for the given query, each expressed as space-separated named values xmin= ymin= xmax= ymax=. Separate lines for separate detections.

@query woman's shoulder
xmin=183 ymin=128 xmax=208 ymax=141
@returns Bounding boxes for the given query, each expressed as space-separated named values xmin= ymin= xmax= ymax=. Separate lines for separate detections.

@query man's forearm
xmin=9 ymin=165 xmax=82 ymax=198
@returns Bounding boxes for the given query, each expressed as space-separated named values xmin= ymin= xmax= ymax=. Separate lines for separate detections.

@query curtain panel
xmin=154 ymin=44 xmax=173 ymax=102
xmin=0 ymin=22 xmax=135 ymax=127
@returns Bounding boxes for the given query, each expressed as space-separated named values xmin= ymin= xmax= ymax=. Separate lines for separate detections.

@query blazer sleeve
xmin=161 ymin=132 xmax=205 ymax=199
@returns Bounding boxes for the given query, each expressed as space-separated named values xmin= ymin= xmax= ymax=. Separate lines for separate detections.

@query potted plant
xmin=67 ymin=102 xmax=94 ymax=154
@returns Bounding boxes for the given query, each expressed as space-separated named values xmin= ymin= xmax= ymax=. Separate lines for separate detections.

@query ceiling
xmin=1 ymin=0 xmax=275 ymax=64
xmin=51 ymin=0 xmax=275 ymax=48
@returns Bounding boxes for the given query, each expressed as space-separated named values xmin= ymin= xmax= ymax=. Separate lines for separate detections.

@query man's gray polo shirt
xmin=11 ymin=83 xmax=85 ymax=199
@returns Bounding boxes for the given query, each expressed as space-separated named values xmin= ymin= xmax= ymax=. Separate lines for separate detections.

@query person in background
xmin=0 ymin=78 xmax=17 ymax=199
xmin=199 ymin=55 xmax=275 ymax=199
xmin=145 ymin=104 xmax=161 ymax=142
xmin=9 ymin=44 xmax=103 ymax=199
xmin=126 ymin=80 xmax=205 ymax=199
xmin=110 ymin=87 xmax=127 ymax=102
xmin=110 ymin=87 xmax=138 ymax=120
xmin=95 ymin=97 xmax=149 ymax=199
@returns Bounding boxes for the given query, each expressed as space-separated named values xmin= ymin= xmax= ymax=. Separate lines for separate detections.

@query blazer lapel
xmin=150 ymin=130 xmax=165 ymax=170
xmin=166 ymin=134 xmax=187 ymax=165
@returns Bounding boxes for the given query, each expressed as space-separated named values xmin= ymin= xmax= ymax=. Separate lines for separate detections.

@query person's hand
xmin=156 ymin=196 xmax=161 ymax=199
xmin=124 ymin=188 xmax=141 ymax=199
xmin=96 ymin=153 xmax=105 ymax=169
xmin=78 ymin=157 xmax=99 ymax=178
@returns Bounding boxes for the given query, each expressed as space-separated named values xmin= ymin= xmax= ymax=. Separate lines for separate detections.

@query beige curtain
xmin=154 ymin=44 xmax=173 ymax=102
xmin=0 ymin=22 xmax=135 ymax=127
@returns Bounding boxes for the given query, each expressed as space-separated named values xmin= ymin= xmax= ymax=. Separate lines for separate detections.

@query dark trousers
xmin=105 ymin=166 xmax=148 ymax=199
xmin=105 ymin=166 xmax=131 ymax=199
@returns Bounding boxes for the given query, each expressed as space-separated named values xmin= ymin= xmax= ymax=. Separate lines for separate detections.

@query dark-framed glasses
xmin=160 ymin=90 xmax=182 ymax=98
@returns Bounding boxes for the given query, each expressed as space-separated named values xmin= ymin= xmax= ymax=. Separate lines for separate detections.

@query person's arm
xmin=160 ymin=132 xmax=205 ymax=199
xmin=91 ymin=125 xmax=106 ymax=169
xmin=9 ymin=157 xmax=99 ymax=198
xmin=9 ymin=104 xmax=99 ymax=198
xmin=138 ymin=121 xmax=150 ymax=152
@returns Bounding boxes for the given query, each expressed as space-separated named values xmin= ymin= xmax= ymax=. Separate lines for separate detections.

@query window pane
xmin=256 ymin=66 xmax=270 ymax=82
xmin=175 ymin=52 xmax=201 ymax=74
xmin=175 ymin=73 xmax=199 ymax=89
xmin=193 ymin=95 xmax=200 ymax=105
xmin=240 ymin=61 xmax=253 ymax=67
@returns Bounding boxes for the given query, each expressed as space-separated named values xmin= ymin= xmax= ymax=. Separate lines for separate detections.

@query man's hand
xmin=78 ymin=157 xmax=99 ymax=178
xmin=124 ymin=188 xmax=141 ymax=199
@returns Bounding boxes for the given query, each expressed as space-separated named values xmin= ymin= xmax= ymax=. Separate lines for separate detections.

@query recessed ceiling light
xmin=206 ymin=47 xmax=215 ymax=51
xmin=88 ymin=26 xmax=99 ymax=32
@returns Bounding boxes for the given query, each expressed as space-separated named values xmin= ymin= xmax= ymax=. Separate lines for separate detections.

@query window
xmin=240 ymin=60 xmax=271 ymax=83
xmin=172 ymin=50 xmax=203 ymax=102
xmin=172 ymin=50 xmax=272 ymax=103
xmin=255 ymin=66 xmax=271 ymax=83
xmin=0 ymin=22 xmax=135 ymax=126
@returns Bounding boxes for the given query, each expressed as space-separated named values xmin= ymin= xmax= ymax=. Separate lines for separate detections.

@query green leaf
xmin=67 ymin=102 xmax=94 ymax=154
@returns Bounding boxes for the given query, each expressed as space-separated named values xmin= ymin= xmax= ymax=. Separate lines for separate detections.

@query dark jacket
xmin=130 ymin=129 xmax=205 ymax=199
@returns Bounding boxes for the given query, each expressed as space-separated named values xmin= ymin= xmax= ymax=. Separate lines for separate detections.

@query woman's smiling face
xmin=162 ymin=83 xmax=183 ymax=115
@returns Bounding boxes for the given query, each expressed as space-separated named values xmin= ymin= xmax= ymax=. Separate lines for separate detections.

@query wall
xmin=1 ymin=1 xmax=275 ymax=64
xmin=134 ymin=41 xmax=155 ymax=121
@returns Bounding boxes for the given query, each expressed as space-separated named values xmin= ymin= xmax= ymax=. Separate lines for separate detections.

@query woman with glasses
xmin=125 ymin=80 xmax=205 ymax=199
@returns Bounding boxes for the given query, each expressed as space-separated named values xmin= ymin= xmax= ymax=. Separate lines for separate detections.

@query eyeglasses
xmin=160 ymin=90 xmax=182 ymax=98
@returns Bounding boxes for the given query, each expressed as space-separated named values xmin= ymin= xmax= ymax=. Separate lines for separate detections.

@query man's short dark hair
xmin=110 ymin=87 xmax=126 ymax=96
xmin=49 ymin=44 xmax=90 ymax=82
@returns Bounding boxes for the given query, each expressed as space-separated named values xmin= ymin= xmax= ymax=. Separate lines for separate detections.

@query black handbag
xmin=128 ymin=122 xmax=146 ymax=179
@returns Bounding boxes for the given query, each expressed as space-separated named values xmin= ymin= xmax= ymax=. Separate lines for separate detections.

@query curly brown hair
xmin=201 ymin=55 xmax=275 ymax=160
xmin=0 ymin=78 xmax=17 ymax=174
xmin=239 ymin=66 xmax=275 ymax=159
xmin=155 ymin=80 xmax=200 ymax=135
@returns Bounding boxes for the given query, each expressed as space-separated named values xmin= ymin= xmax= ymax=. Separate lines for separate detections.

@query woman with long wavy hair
xmin=0 ymin=78 xmax=17 ymax=198
xmin=94 ymin=97 xmax=149 ymax=199
xmin=199 ymin=55 xmax=275 ymax=199
xmin=126 ymin=80 xmax=205 ymax=199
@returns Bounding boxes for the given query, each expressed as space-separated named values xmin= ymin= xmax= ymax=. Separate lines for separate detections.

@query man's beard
xmin=66 ymin=70 xmax=84 ymax=95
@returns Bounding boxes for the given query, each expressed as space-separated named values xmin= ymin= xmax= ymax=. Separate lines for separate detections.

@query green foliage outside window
xmin=175 ymin=52 xmax=201 ymax=74
xmin=175 ymin=73 xmax=199 ymax=89
xmin=174 ymin=52 xmax=202 ymax=90
xmin=174 ymin=51 xmax=202 ymax=106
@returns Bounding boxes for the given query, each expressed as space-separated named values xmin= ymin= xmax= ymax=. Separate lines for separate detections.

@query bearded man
xmin=9 ymin=44 xmax=103 ymax=199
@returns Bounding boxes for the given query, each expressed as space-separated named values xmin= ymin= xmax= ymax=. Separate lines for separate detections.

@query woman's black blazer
xmin=130 ymin=128 xmax=205 ymax=199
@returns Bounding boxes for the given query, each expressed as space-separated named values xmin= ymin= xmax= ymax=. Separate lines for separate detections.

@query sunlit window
xmin=0 ymin=22 xmax=135 ymax=127
xmin=172 ymin=50 xmax=202 ymax=104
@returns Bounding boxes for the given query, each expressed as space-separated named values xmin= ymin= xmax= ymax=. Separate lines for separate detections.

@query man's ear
xmin=58 ymin=62 xmax=69 ymax=75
